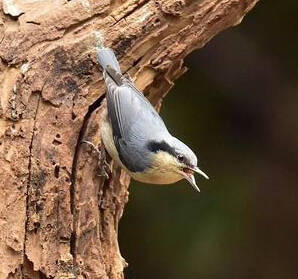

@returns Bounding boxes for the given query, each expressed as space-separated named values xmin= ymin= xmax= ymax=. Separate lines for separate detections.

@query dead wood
xmin=0 ymin=0 xmax=259 ymax=278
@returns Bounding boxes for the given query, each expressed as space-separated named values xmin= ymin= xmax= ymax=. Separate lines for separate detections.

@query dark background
xmin=120 ymin=1 xmax=298 ymax=278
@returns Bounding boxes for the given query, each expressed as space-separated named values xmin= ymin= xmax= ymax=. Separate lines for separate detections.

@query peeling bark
xmin=0 ymin=0 xmax=259 ymax=278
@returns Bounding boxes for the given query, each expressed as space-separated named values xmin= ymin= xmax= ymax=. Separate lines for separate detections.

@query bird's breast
xmin=129 ymin=167 xmax=183 ymax=185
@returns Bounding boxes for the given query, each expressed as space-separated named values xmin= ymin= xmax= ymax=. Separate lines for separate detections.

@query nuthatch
xmin=97 ymin=48 xmax=208 ymax=192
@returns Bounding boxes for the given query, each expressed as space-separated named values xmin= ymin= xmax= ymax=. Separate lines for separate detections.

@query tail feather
xmin=97 ymin=48 xmax=121 ymax=73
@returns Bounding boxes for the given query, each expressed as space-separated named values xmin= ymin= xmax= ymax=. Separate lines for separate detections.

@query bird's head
xmin=147 ymin=137 xmax=209 ymax=192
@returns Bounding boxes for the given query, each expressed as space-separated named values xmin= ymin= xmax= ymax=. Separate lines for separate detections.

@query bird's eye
xmin=177 ymin=154 xmax=184 ymax=162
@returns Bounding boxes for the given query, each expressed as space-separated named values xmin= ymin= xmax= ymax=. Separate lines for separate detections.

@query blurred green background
xmin=120 ymin=1 xmax=298 ymax=278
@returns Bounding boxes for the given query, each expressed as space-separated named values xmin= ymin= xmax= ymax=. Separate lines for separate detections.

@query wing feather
xmin=97 ymin=48 xmax=170 ymax=172
xmin=105 ymin=77 xmax=169 ymax=172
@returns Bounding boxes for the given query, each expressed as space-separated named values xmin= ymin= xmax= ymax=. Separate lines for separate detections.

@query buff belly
xmin=131 ymin=168 xmax=183 ymax=185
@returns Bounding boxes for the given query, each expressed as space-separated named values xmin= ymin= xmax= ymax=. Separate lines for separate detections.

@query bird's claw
xmin=81 ymin=140 xmax=101 ymax=156
xmin=98 ymin=165 xmax=110 ymax=179
xmin=81 ymin=140 xmax=110 ymax=179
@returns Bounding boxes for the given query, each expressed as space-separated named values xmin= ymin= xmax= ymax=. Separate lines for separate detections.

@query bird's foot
xmin=81 ymin=140 xmax=101 ymax=156
xmin=81 ymin=140 xmax=110 ymax=179
xmin=98 ymin=145 xmax=111 ymax=179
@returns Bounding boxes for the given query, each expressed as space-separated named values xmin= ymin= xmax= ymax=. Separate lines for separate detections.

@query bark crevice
xmin=23 ymin=93 xmax=41 ymax=259
xmin=70 ymin=93 xmax=106 ymax=268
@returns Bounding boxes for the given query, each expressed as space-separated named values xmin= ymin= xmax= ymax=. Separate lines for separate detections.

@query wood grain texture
xmin=0 ymin=0 xmax=259 ymax=278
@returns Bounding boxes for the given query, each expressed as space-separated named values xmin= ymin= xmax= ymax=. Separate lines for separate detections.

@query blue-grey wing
xmin=106 ymin=81 xmax=169 ymax=172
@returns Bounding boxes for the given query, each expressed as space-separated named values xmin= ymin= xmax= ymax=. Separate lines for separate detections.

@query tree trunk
xmin=0 ymin=0 xmax=258 ymax=278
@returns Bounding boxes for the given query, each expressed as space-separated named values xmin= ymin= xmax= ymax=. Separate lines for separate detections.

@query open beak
xmin=181 ymin=167 xmax=209 ymax=192
xmin=193 ymin=166 xmax=209 ymax=180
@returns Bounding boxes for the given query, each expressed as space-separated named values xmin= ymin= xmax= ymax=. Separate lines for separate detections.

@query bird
xmin=96 ymin=47 xmax=208 ymax=192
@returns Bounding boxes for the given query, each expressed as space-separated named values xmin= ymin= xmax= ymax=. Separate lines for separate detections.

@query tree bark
xmin=0 ymin=0 xmax=259 ymax=278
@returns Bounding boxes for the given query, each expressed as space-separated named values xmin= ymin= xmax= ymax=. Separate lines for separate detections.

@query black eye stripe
xmin=147 ymin=140 xmax=192 ymax=166
xmin=147 ymin=140 xmax=177 ymax=157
